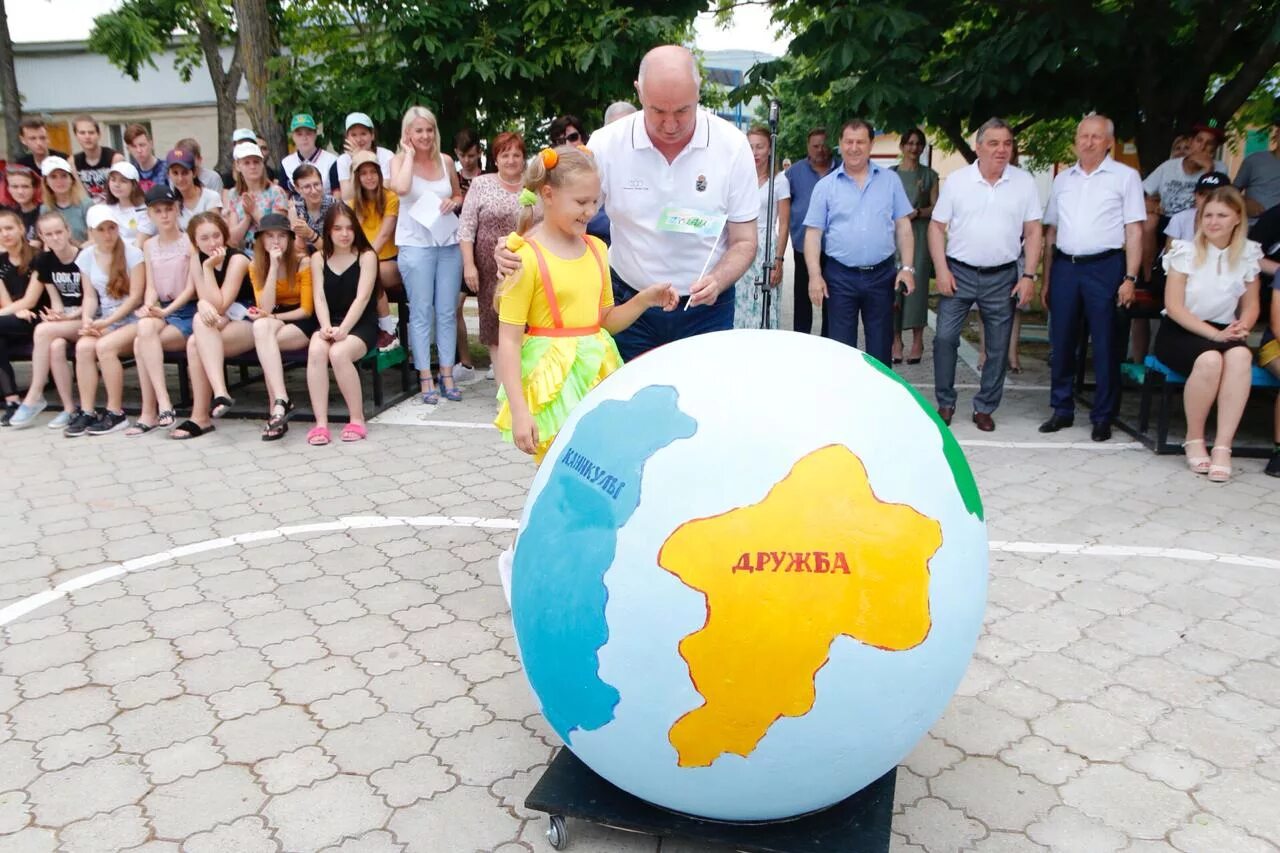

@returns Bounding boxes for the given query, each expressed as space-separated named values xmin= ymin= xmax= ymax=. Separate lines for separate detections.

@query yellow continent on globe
xmin=658 ymin=444 xmax=943 ymax=768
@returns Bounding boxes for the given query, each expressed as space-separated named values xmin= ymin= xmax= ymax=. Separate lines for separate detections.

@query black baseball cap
xmin=257 ymin=212 xmax=292 ymax=234
xmin=1196 ymin=171 xmax=1229 ymax=192
xmin=144 ymin=184 xmax=181 ymax=206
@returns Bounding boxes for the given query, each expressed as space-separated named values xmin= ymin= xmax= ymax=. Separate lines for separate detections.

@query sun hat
xmin=256 ymin=212 xmax=291 ymax=234
xmin=350 ymin=150 xmax=380 ymax=171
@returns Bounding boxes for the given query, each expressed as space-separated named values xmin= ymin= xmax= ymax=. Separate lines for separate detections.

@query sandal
xmin=211 ymin=395 xmax=235 ymax=418
xmin=1183 ymin=438 xmax=1211 ymax=474
xmin=420 ymin=378 xmax=439 ymax=405
xmin=306 ymin=426 xmax=331 ymax=446
xmin=125 ymin=421 xmax=156 ymax=437
xmin=341 ymin=423 xmax=367 ymax=442
xmin=171 ymin=419 xmax=214 ymax=440
xmin=261 ymin=398 xmax=294 ymax=442
xmin=1208 ymin=446 xmax=1232 ymax=483
xmin=157 ymin=410 xmax=176 ymax=428
xmin=441 ymin=378 xmax=462 ymax=402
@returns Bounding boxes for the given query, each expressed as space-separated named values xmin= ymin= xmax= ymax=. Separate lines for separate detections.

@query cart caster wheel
xmin=546 ymin=814 xmax=568 ymax=850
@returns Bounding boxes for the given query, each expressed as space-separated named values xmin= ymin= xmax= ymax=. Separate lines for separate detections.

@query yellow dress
xmin=494 ymin=232 xmax=622 ymax=463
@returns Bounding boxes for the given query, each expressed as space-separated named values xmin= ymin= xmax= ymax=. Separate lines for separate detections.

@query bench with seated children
xmin=1122 ymin=354 xmax=1279 ymax=456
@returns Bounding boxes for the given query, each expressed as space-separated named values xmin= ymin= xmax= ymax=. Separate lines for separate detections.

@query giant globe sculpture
xmin=510 ymin=330 xmax=988 ymax=822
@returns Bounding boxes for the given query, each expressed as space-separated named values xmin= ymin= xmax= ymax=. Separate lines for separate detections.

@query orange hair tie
xmin=540 ymin=148 xmax=559 ymax=169
xmin=576 ymin=144 xmax=593 ymax=156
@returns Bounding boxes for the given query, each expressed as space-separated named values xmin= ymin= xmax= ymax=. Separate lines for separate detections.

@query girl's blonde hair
xmin=401 ymin=106 xmax=440 ymax=159
xmin=515 ymin=145 xmax=598 ymax=236
xmin=42 ymin=166 xmax=89 ymax=207
xmin=496 ymin=145 xmax=600 ymax=312
xmin=1193 ymin=186 xmax=1249 ymax=268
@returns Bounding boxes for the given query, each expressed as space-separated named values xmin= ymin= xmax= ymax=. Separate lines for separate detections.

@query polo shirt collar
xmin=971 ymin=162 xmax=1011 ymax=186
xmin=631 ymin=109 xmax=709 ymax=151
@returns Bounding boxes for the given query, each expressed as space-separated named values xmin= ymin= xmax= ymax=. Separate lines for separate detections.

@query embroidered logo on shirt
xmin=695 ymin=174 xmax=707 ymax=192
xmin=625 ymin=179 xmax=650 ymax=191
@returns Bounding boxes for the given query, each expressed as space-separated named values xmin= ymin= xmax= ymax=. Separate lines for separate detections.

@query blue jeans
xmin=611 ymin=272 xmax=734 ymax=362
xmin=1048 ymin=252 xmax=1125 ymax=424
xmin=821 ymin=256 xmax=896 ymax=366
xmin=399 ymin=244 xmax=462 ymax=372
xmin=934 ymin=260 xmax=1017 ymax=414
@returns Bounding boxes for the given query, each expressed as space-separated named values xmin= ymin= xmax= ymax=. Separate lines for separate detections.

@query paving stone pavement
xmin=2 ymin=331 xmax=1279 ymax=853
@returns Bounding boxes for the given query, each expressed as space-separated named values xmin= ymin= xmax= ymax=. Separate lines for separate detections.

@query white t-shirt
xmin=335 ymin=147 xmax=395 ymax=183
xmin=105 ymin=203 xmax=153 ymax=241
xmin=933 ymin=163 xmax=1042 ymax=267
xmin=282 ymin=148 xmax=339 ymax=193
xmin=757 ymin=173 xmax=790 ymax=235
xmin=590 ymin=109 xmax=758 ymax=295
xmin=1162 ymin=238 xmax=1262 ymax=324
xmin=1163 ymin=207 xmax=1197 ymax=242
xmin=1043 ymin=157 xmax=1145 ymax=255
xmin=178 ymin=188 xmax=224 ymax=230
xmin=76 ymin=243 xmax=144 ymax=319
xmin=1142 ymin=157 xmax=1229 ymax=216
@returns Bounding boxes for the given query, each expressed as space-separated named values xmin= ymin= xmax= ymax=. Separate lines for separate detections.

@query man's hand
xmin=687 ymin=273 xmax=721 ymax=308
xmin=769 ymin=262 xmax=783 ymax=287
xmin=1116 ymin=279 xmax=1135 ymax=308
xmin=897 ymin=270 xmax=916 ymax=296
xmin=808 ymin=273 xmax=827 ymax=307
xmin=1011 ymin=275 xmax=1034 ymax=308
xmin=936 ymin=267 xmax=957 ymax=297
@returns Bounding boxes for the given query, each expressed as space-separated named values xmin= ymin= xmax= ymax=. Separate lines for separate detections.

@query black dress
xmin=323 ymin=256 xmax=378 ymax=352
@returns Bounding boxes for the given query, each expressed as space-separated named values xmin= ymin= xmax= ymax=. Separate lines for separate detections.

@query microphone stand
xmin=759 ymin=99 xmax=780 ymax=329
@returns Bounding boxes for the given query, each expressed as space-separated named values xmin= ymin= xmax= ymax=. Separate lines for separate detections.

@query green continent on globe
xmin=512 ymin=386 xmax=697 ymax=742
xmin=658 ymin=444 xmax=942 ymax=768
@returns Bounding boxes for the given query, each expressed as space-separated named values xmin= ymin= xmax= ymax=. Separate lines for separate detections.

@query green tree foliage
xmin=273 ymin=0 xmax=703 ymax=154
xmin=739 ymin=0 xmax=1280 ymax=172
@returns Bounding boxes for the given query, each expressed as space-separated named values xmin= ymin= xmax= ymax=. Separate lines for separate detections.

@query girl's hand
xmin=463 ymin=262 xmax=480 ymax=294
xmin=135 ymin=306 xmax=151 ymax=319
xmin=81 ymin=324 xmax=102 ymax=337
xmin=330 ymin=327 xmax=347 ymax=342
xmin=267 ymin=245 xmax=284 ymax=264
xmin=399 ymin=133 xmax=415 ymax=156
xmin=511 ymin=408 xmax=539 ymax=456
xmin=439 ymin=195 xmax=458 ymax=214
xmin=41 ymin=308 xmax=65 ymax=322
xmin=247 ymin=306 xmax=263 ymax=320
xmin=14 ymin=308 xmax=35 ymax=322
xmin=642 ymin=283 xmax=679 ymax=311
xmin=203 ymin=246 xmax=226 ymax=268
xmin=241 ymin=191 xmax=258 ymax=221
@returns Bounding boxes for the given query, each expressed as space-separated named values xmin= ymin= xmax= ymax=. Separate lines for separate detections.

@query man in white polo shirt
xmin=501 ymin=45 xmax=758 ymax=360
xmin=1040 ymin=114 xmax=1145 ymax=442
xmin=928 ymin=117 xmax=1043 ymax=431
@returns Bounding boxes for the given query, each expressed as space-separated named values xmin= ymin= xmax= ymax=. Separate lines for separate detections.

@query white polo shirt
xmin=934 ymin=162 xmax=1041 ymax=267
xmin=1043 ymin=157 xmax=1145 ymax=256
xmin=282 ymin=148 xmax=338 ymax=193
xmin=591 ymin=109 xmax=757 ymax=295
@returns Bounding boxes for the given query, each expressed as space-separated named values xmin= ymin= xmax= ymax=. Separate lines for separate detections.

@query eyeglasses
xmin=564 ymin=131 xmax=582 ymax=144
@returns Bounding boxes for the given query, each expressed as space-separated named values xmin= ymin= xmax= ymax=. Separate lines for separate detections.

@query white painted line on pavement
xmin=960 ymin=440 xmax=1143 ymax=451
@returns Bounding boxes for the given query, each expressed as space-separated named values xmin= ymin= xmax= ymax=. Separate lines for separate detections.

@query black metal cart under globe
xmin=525 ymin=749 xmax=895 ymax=852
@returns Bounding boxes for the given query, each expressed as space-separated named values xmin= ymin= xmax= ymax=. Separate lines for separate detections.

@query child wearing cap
xmin=226 ymin=141 xmax=288 ymax=254
xmin=103 ymin=162 xmax=153 ymax=246
xmin=1165 ymin=172 xmax=1229 ymax=244
xmin=281 ymin=114 xmax=337 ymax=197
xmin=334 ymin=112 xmax=395 ymax=203
xmin=164 ymin=147 xmax=223 ymax=228
xmin=127 ymin=185 xmax=195 ymax=435
xmin=38 ymin=157 xmax=92 ymax=243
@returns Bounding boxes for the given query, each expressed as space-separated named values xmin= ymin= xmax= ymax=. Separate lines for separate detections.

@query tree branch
xmin=940 ymin=119 xmax=976 ymax=163
xmin=1193 ymin=0 xmax=1252 ymax=85
xmin=1205 ymin=18 xmax=1280 ymax=121
xmin=193 ymin=15 xmax=227 ymax=87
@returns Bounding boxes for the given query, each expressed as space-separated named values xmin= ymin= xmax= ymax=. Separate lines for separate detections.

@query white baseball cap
xmin=233 ymin=142 xmax=264 ymax=161
xmin=345 ymin=112 xmax=374 ymax=132
xmin=232 ymin=127 xmax=257 ymax=143
xmin=39 ymin=155 xmax=74 ymax=178
xmin=108 ymin=161 xmax=140 ymax=181
xmin=85 ymin=204 xmax=117 ymax=231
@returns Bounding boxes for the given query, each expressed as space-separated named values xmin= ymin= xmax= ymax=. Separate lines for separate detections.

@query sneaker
xmin=48 ymin=409 xmax=75 ymax=430
xmin=8 ymin=399 xmax=48 ymax=429
xmin=1266 ymin=449 xmax=1280 ymax=478
xmin=485 ymin=366 xmax=494 ymax=380
xmin=87 ymin=409 xmax=130 ymax=436
xmin=0 ymin=401 xmax=18 ymax=426
xmin=453 ymin=364 xmax=476 ymax=384
xmin=376 ymin=330 xmax=400 ymax=352
xmin=63 ymin=408 xmax=98 ymax=437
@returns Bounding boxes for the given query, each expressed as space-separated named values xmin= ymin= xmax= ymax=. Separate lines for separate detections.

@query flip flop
xmin=171 ymin=420 xmax=215 ymax=440
xmin=307 ymin=426 xmax=331 ymax=446
xmin=157 ymin=410 xmax=177 ymax=428
xmin=125 ymin=421 xmax=156 ymax=437
xmin=340 ymin=423 xmax=367 ymax=442
xmin=211 ymin=396 xmax=235 ymax=418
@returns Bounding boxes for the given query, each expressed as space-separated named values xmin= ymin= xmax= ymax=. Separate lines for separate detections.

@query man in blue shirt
xmin=785 ymin=129 xmax=835 ymax=334
xmin=803 ymin=119 xmax=915 ymax=366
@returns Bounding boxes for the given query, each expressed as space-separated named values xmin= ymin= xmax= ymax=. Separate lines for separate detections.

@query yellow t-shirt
xmin=357 ymin=189 xmax=400 ymax=261
xmin=498 ymin=234 xmax=613 ymax=329
xmin=250 ymin=263 xmax=314 ymax=316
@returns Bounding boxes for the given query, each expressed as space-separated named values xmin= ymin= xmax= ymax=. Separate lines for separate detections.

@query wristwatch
xmin=1122 ymin=274 xmax=1138 ymax=283
xmin=1021 ymin=273 xmax=1038 ymax=281
xmin=900 ymin=265 xmax=916 ymax=273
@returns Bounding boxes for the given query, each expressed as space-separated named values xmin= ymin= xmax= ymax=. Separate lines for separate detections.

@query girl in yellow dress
xmin=495 ymin=145 xmax=677 ymax=463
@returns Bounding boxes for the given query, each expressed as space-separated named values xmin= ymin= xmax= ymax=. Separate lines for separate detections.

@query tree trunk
xmin=0 ymin=0 xmax=23 ymax=161
xmin=939 ymin=118 xmax=976 ymax=164
xmin=233 ymin=0 xmax=286 ymax=169
xmin=192 ymin=16 xmax=244 ymax=175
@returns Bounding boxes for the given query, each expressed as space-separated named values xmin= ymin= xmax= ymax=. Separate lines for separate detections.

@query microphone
xmin=768 ymin=100 xmax=779 ymax=131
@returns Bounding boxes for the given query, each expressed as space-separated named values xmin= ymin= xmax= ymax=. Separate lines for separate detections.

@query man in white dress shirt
xmin=928 ymin=118 xmax=1043 ymax=431
xmin=1040 ymin=115 xmax=1145 ymax=441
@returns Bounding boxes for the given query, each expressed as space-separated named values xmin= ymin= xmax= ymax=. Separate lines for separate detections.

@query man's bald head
xmin=635 ymin=45 xmax=702 ymax=151
xmin=637 ymin=45 xmax=701 ymax=99
xmin=1078 ymin=114 xmax=1114 ymax=140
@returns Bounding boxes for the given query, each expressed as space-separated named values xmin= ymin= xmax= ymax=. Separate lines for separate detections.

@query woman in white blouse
xmin=1155 ymin=186 xmax=1261 ymax=482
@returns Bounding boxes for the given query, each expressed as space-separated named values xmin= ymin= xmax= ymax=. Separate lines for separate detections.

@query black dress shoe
xmin=1266 ymin=450 xmax=1280 ymax=477
xmin=1091 ymin=422 xmax=1112 ymax=442
xmin=1038 ymin=414 xmax=1074 ymax=433
xmin=972 ymin=411 xmax=996 ymax=432
xmin=937 ymin=407 xmax=954 ymax=425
